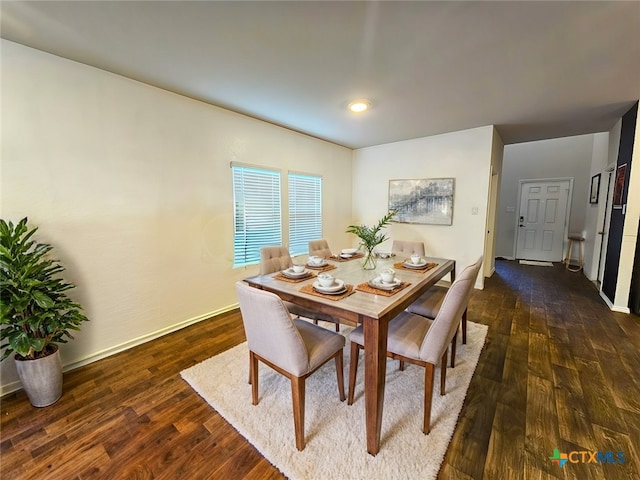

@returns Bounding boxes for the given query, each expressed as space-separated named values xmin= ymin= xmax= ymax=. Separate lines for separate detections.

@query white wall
xmin=496 ymin=134 xmax=596 ymax=260
xmin=352 ymin=126 xmax=495 ymax=287
xmin=0 ymin=41 xmax=353 ymax=393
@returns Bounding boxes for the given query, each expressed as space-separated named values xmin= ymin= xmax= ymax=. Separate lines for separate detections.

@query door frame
xmin=514 ymin=177 xmax=574 ymax=261
xmin=597 ymin=163 xmax=617 ymax=288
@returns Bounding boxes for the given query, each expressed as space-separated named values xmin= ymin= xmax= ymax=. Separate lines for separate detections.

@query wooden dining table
xmin=244 ymin=253 xmax=456 ymax=455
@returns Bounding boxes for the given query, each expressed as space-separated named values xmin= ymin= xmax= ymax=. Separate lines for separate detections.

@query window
xmin=232 ymin=165 xmax=282 ymax=267
xmin=288 ymin=173 xmax=322 ymax=256
xmin=232 ymin=165 xmax=322 ymax=267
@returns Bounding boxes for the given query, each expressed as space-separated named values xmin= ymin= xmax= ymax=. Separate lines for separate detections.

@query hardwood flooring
xmin=2 ymin=259 xmax=639 ymax=479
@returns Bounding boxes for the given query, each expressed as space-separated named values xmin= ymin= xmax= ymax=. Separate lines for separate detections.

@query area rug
xmin=181 ymin=321 xmax=488 ymax=479
xmin=519 ymin=260 xmax=554 ymax=267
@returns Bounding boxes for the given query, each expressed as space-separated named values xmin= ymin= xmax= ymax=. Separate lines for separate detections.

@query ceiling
xmin=1 ymin=1 xmax=639 ymax=149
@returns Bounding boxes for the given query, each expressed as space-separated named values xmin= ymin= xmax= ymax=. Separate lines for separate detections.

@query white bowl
xmin=380 ymin=269 xmax=395 ymax=284
xmin=292 ymin=264 xmax=305 ymax=273
xmin=341 ymin=248 xmax=358 ymax=255
xmin=308 ymin=256 xmax=324 ymax=266
xmin=317 ymin=273 xmax=335 ymax=287
xmin=410 ymin=255 xmax=422 ymax=265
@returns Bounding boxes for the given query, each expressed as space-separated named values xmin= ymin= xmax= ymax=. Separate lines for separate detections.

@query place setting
xmin=394 ymin=253 xmax=438 ymax=273
xmin=356 ymin=268 xmax=411 ymax=296
xmin=273 ymin=264 xmax=316 ymax=283
xmin=305 ymin=255 xmax=337 ymax=273
xmin=328 ymin=248 xmax=364 ymax=262
xmin=299 ymin=273 xmax=354 ymax=300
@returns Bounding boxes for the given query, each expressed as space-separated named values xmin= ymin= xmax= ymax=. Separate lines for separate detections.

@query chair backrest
xmin=419 ymin=256 xmax=483 ymax=364
xmin=236 ymin=281 xmax=310 ymax=376
xmin=308 ymin=239 xmax=333 ymax=258
xmin=260 ymin=246 xmax=294 ymax=275
xmin=391 ymin=240 xmax=425 ymax=257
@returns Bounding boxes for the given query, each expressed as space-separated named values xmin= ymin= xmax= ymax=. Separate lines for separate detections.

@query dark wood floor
xmin=2 ymin=260 xmax=639 ymax=479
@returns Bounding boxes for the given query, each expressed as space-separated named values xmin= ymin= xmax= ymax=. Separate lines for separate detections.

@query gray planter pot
xmin=15 ymin=345 xmax=63 ymax=407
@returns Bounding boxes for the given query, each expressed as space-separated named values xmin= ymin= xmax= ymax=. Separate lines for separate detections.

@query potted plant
xmin=346 ymin=211 xmax=395 ymax=270
xmin=0 ymin=217 xmax=89 ymax=407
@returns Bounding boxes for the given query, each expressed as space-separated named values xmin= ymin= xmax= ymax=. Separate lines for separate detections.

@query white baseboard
xmin=599 ymin=291 xmax=631 ymax=314
xmin=0 ymin=304 xmax=239 ymax=397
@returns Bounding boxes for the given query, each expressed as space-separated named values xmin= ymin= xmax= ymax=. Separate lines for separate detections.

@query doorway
xmin=515 ymin=179 xmax=572 ymax=262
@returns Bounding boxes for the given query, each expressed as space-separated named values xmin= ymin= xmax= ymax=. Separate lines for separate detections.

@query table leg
xmin=362 ymin=315 xmax=389 ymax=456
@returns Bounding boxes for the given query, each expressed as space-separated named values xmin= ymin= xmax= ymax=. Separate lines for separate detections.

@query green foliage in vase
xmin=345 ymin=211 xmax=395 ymax=252
xmin=0 ymin=218 xmax=89 ymax=361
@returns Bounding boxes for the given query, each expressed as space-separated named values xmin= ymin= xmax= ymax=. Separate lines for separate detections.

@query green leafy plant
xmin=0 ymin=218 xmax=89 ymax=361
xmin=346 ymin=211 xmax=395 ymax=253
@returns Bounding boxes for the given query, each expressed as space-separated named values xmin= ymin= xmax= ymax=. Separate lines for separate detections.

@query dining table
xmin=243 ymin=253 xmax=456 ymax=455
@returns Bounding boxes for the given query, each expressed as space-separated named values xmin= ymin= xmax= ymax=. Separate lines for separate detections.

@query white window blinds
xmin=288 ymin=173 xmax=322 ymax=256
xmin=232 ymin=165 xmax=282 ymax=267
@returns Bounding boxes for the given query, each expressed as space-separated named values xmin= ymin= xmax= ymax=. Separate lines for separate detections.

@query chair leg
xmin=423 ymin=363 xmax=435 ymax=434
xmin=462 ymin=308 xmax=467 ymax=345
xmin=291 ymin=375 xmax=306 ymax=451
xmin=440 ymin=350 xmax=447 ymax=395
xmin=335 ymin=322 xmax=340 ymax=332
xmin=399 ymin=360 xmax=406 ymax=371
xmin=347 ymin=342 xmax=360 ymax=405
xmin=250 ymin=351 xmax=259 ymax=405
xmin=335 ymin=350 xmax=346 ymax=402
xmin=450 ymin=331 xmax=458 ymax=368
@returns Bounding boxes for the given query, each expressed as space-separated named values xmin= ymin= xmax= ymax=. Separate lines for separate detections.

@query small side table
xmin=565 ymin=234 xmax=585 ymax=272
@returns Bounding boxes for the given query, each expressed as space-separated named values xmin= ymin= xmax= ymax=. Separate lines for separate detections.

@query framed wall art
xmin=388 ymin=178 xmax=455 ymax=225
xmin=589 ymin=173 xmax=600 ymax=204
xmin=613 ymin=163 xmax=627 ymax=209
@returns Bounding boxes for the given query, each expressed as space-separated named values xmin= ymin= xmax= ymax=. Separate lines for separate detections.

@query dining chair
xmin=391 ymin=240 xmax=426 ymax=257
xmin=236 ymin=281 xmax=346 ymax=450
xmin=308 ymin=239 xmax=333 ymax=258
xmin=406 ymin=256 xmax=482 ymax=366
xmin=347 ymin=258 xmax=480 ymax=434
xmin=260 ymin=246 xmax=341 ymax=332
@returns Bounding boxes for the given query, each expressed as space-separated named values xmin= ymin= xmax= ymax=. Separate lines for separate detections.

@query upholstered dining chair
xmin=308 ymin=239 xmax=333 ymax=258
xmin=347 ymin=258 xmax=480 ymax=434
xmin=391 ymin=240 xmax=426 ymax=258
xmin=406 ymin=256 xmax=483 ymax=366
xmin=260 ymin=246 xmax=341 ymax=332
xmin=236 ymin=281 xmax=346 ymax=450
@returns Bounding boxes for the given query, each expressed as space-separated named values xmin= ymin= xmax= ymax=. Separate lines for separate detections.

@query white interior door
xmin=516 ymin=180 xmax=570 ymax=262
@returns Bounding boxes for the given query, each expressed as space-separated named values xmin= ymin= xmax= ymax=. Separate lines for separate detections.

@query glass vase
xmin=362 ymin=248 xmax=377 ymax=270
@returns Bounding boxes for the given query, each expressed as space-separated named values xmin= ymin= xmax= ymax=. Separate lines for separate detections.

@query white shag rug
xmin=181 ymin=321 xmax=488 ymax=480
xmin=519 ymin=260 xmax=554 ymax=266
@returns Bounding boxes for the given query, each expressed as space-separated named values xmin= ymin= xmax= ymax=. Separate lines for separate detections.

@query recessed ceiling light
xmin=348 ymin=99 xmax=370 ymax=113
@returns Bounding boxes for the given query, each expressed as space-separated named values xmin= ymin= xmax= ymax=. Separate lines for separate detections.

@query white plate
xmin=282 ymin=268 xmax=310 ymax=278
xmin=341 ymin=248 xmax=358 ymax=255
xmin=369 ymin=276 xmax=402 ymax=290
xmin=313 ymin=279 xmax=345 ymax=293
xmin=403 ymin=260 xmax=428 ymax=269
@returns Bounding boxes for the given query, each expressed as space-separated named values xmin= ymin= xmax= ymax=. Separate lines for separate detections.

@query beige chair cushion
xmin=391 ymin=240 xmax=426 ymax=257
xmin=406 ymin=285 xmax=447 ymax=319
xmin=260 ymin=246 xmax=294 ymax=275
xmin=308 ymin=239 xmax=333 ymax=258
xmin=236 ymin=281 xmax=344 ymax=376
xmin=349 ymin=256 xmax=482 ymax=366
xmin=349 ymin=311 xmax=432 ymax=359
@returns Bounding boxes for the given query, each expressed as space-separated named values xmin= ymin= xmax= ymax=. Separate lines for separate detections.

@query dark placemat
xmin=273 ymin=271 xmax=316 ymax=283
xmin=355 ymin=281 xmax=411 ymax=297
xmin=393 ymin=261 xmax=438 ymax=273
xmin=299 ymin=283 xmax=355 ymax=301
xmin=305 ymin=263 xmax=337 ymax=273
xmin=328 ymin=252 xmax=365 ymax=262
